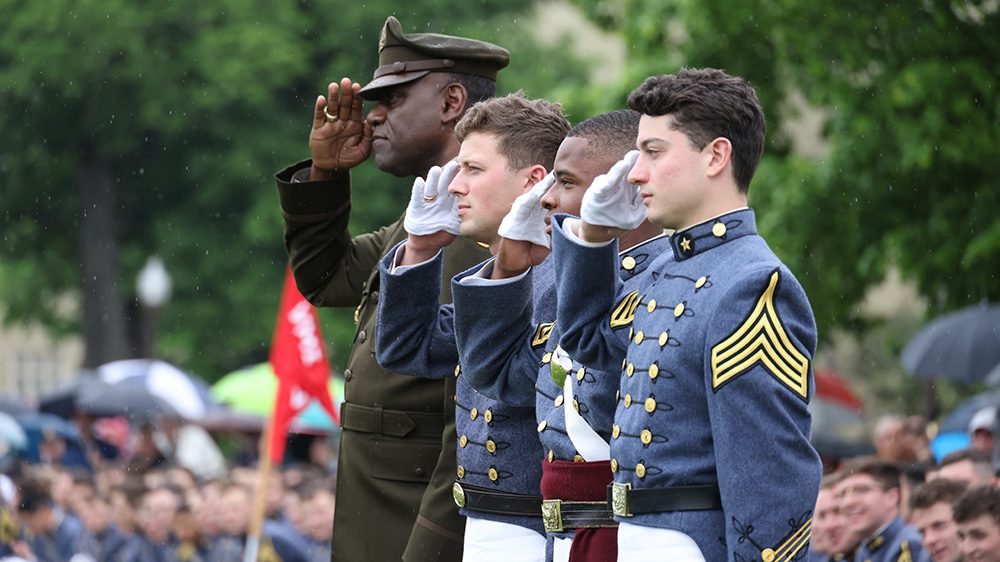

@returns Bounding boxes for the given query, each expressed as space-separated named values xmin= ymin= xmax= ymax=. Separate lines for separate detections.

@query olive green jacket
xmin=276 ymin=161 xmax=489 ymax=562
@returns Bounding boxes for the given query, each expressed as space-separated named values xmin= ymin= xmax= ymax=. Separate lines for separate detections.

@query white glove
xmin=580 ymin=150 xmax=646 ymax=230
xmin=497 ymin=172 xmax=555 ymax=248
xmin=403 ymin=161 xmax=461 ymax=236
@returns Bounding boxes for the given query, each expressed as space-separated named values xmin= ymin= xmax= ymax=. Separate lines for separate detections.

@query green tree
xmin=0 ymin=0 xmax=588 ymax=379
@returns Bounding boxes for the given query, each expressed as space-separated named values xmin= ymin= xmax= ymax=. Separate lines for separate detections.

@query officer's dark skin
xmin=308 ymin=76 xmax=468 ymax=181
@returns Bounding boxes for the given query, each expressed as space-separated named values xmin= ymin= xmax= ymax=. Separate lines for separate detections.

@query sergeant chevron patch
xmin=710 ymin=270 xmax=809 ymax=400
xmin=532 ymin=322 xmax=554 ymax=348
xmin=610 ymin=290 xmax=641 ymax=328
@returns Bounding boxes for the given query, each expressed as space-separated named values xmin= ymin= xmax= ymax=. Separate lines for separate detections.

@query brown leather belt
xmin=340 ymin=403 xmax=444 ymax=438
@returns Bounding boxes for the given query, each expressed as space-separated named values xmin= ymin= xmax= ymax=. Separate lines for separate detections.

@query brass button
xmin=486 ymin=440 xmax=497 ymax=454
xmin=554 ymin=395 xmax=564 ymax=407
xmin=344 ymin=368 xmax=353 ymax=382
xmin=454 ymin=364 xmax=461 ymax=377
xmin=537 ymin=420 xmax=547 ymax=432
xmin=615 ymin=390 xmax=620 ymax=401
xmin=573 ymin=399 xmax=579 ymax=412
xmin=712 ymin=222 xmax=727 ymax=237
xmin=644 ymin=398 xmax=656 ymax=413
xmin=469 ymin=407 xmax=478 ymax=421
xmin=542 ymin=352 xmax=552 ymax=364
xmin=452 ymin=482 xmax=466 ymax=507
xmin=621 ymin=358 xmax=627 ymax=370
xmin=610 ymin=459 xmax=618 ymax=472
xmin=457 ymin=465 xmax=465 ymax=478
xmin=626 ymin=363 xmax=634 ymax=377
xmin=628 ymin=327 xmax=633 ymax=341
xmin=548 ymin=450 xmax=554 ymax=462
xmin=649 ymin=364 xmax=659 ymax=379
xmin=459 ymin=435 xmax=468 ymax=448
xmin=573 ymin=455 xmax=584 ymax=462
xmin=658 ymin=332 xmax=668 ymax=347
xmin=761 ymin=548 xmax=776 ymax=562
xmin=634 ymin=331 xmax=644 ymax=345
xmin=488 ymin=468 xmax=499 ymax=482
xmin=484 ymin=409 xmax=493 ymax=423
xmin=624 ymin=394 xmax=632 ymax=408
xmin=695 ymin=276 xmax=707 ymax=289
xmin=640 ymin=429 xmax=652 ymax=445
xmin=673 ymin=303 xmax=685 ymax=318
xmin=357 ymin=330 xmax=367 ymax=343
xmin=647 ymin=299 xmax=656 ymax=313
xmin=576 ymin=368 xmax=586 ymax=381
xmin=636 ymin=463 xmax=647 ymax=478
xmin=622 ymin=256 xmax=636 ymax=270
xmin=612 ymin=424 xmax=621 ymax=439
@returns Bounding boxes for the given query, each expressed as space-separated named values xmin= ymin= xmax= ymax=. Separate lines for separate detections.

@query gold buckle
xmin=541 ymin=499 xmax=564 ymax=532
xmin=452 ymin=482 xmax=466 ymax=508
xmin=611 ymin=482 xmax=632 ymax=517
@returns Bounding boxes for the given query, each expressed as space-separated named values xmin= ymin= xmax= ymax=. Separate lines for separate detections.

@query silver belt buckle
xmin=541 ymin=499 xmax=564 ymax=532
xmin=611 ymin=482 xmax=632 ymax=517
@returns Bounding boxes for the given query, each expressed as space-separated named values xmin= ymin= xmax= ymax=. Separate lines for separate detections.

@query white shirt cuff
xmin=458 ymin=260 xmax=530 ymax=286
xmin=563 ymin=218 xmax=615 ymax=247
xmin=389 ymin=245 xmax=442 ymax=274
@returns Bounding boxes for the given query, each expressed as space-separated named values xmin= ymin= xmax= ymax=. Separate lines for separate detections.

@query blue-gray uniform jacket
xmin=73 ymin=526 xmax=131 ymax=561
xmin=551 ymin=209 xmax=822 ymax=562
xmin=26 ymin=510 xmax=84 ymax=562
xmin=376 ymin=243 xmax=548 ymax=534
xmin=852 ymin=517 xmax=928 ymax=562
xmin=453 ymin=235 xmax=671 ymax=463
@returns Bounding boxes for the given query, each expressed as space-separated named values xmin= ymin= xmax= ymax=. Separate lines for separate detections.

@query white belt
xmin=561 ymin=347 xmax=611 ymax=461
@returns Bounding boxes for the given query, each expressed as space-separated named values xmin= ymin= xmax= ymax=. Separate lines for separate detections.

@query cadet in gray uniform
xmin=517 ymin=69 xmax=823 ymax=560
xmin=449 ymin=110 xmax=669 ymax=562
xmin=375 ymin=93 xmax=570 ymax=561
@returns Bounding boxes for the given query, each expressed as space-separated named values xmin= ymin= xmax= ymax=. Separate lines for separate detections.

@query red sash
xmin=541 ymin=458 xmax=617 ymax=562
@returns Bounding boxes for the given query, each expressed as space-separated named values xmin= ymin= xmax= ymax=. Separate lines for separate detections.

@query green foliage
xmin=0 ymin=0 xmax=591 ymax=379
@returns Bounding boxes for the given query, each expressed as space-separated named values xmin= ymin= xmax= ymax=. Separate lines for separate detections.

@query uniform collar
xmin=864 ymin=517 xmax=904 ymax=553
xmin=619 ymin=233 xmax=669 ymax=279
xmin=670 ymin=208 xmax=756 ymax=261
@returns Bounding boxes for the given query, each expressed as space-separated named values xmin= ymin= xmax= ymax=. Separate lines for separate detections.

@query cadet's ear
xmin=523 ymin=165 xmax=548 ymax=193
xmin=704 ymin=137 xmax=732 ymax=180
xmin=442 ymin=82 xmax=468 ymax=125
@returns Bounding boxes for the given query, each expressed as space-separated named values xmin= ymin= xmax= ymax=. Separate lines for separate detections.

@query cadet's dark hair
xmin=567 ymin=109 xmax=641 ymax=162
xmin=953 ymin=485 xmax=1000 ymax=525
xmin=627 ymin=68 xmax=765 ymax=193
xmin=939 ymin=448 xmax=993 ymax=471
xmin=16 ymin=479 xmax=52 ymax=514
xmin=456 ymin=91 xmax=570 ymax=171
xmin=448 ymin=73 xmax=497 ymax=106
xmin=840 ymin=457 xmax=901 ymax=490
xmin=909 ymin=478 xmax=967 ymax=512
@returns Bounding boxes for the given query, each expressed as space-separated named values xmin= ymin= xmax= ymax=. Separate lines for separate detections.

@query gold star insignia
xmin=680 ymin=237 xmax=692 ymax=252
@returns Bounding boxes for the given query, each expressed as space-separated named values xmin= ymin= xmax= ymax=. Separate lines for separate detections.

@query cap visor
xmin=358 ymin=70 xmax=431 ymax=100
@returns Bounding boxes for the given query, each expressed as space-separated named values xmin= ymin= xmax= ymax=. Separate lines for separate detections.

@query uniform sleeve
xmin=276 ymin=160 xmax=403 ymax=308
xmin=551 ymin=214 xmax=631 ymax=374
xmin=374 ymin=241 xmax=459 ymax=378
xmin=451 ymin=260 xmax=545 ymax=406
xmin=702 ymin=266 xmax=822 ymax=562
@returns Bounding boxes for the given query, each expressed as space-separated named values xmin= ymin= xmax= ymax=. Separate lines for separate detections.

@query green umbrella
xmin=211 ymin=363 xmax=343 ymax=416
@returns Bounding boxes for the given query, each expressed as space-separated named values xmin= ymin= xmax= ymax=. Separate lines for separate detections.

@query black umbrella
xmin=901 ymin=302 xmax=1000 ymax=383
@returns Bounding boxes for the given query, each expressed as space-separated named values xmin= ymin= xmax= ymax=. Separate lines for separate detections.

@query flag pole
xmin=244 ymin=415 xmax=275 ymax=562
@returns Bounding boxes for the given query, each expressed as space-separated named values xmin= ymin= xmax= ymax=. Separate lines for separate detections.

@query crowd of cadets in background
xmin=0 ymin=455 xmax=336 ymax=561
xmin=810 ymin=412 xmax=1000 ymax=562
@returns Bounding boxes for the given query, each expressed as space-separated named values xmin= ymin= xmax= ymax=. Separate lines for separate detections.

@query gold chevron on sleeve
xmin=532 ymin=322 xmax=554 ymax=347
xmin=760 ymin=517 xmax=812 ymax=562
xmin=610 ymin=290 xmax=641 ymax=328
xmin=710 ymin=271 xmax=810 ymax=399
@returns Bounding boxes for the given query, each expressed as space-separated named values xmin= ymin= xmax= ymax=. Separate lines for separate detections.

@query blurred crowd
xmin=0 ymin=414 xmax=337 ymax=562
xmin=812 ymin=411 xmax=1000 ymax=562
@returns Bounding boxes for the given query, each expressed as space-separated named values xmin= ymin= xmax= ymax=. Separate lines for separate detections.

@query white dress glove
xmin=403 ymin=161 xmax=461 ymax=236
xmin=580 ymin=150 xmax=646 ymax=230
xmin=497 ymin=172 xmax=556 ymax=249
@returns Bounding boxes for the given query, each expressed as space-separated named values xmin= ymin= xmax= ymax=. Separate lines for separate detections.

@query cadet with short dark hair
xmin=954 ymin=485 xmax=1000 ymax=562
xmin=274 ymin=16 xmax=509 ymax=562
xmin=909 ymin=478 xmax=967 ymax=562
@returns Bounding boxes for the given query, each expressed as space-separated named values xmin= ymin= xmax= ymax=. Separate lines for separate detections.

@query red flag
xmin=268 ymin=266 xmax=339 ymax=462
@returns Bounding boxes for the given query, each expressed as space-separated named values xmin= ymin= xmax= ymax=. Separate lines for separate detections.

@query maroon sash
xmin=541 ymin=458 xmax=617 ymax=562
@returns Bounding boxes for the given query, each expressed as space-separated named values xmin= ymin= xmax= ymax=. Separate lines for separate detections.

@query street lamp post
xmin=136 ymin=256 xmax=172 ymax=358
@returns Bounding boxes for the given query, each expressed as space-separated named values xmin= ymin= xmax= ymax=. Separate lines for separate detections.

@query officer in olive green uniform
xmin=275 ymin=16 xmax=508 ymax=562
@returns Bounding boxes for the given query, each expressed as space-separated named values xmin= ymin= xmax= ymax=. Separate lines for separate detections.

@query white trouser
xmin=463 ymin=517 xmax=546 ymax=562
xmin=552 ymin=535 xmax=572 ymax=562
xmin=617 ymin=521 xmax=706 ymax=561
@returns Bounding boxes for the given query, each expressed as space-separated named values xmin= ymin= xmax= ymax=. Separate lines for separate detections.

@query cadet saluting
xmin=274 ymin=17 xmax=508 ymax=562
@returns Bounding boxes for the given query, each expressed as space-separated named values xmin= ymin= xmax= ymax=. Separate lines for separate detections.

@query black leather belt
xmin=541 ymin=499 xmax=616 ymax=533
xmin=608 ymin=482 xmax=722 ymax=517
xmin=340 ymin=403 xmax=444 ymax=438
xmin=452 ymin=482 xmax=542 ymax=517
